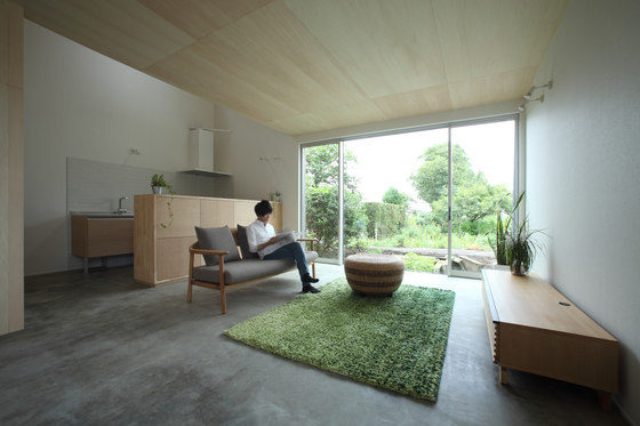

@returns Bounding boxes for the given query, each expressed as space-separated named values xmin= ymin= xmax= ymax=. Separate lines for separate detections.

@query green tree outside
xmin=382 ymin=187 xmax=410 ymax=212
xmin=411 ymin=144 xmax=474 ymax=204
xmin=304 ymin=145 xmax=367 ymax=257
xmin=412 ymin=143 xmax=510 ymax=234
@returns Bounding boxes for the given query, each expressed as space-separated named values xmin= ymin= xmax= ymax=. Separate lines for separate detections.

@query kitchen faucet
xmin=118 ymin=196 xmax=129 ymax=214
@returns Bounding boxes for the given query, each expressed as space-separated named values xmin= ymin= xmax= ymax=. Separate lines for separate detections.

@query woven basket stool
xmin=344 ymin=253 xmax=405 ymax=296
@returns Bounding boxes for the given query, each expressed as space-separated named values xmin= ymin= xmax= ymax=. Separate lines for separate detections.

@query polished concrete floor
xmin=0 ymin=264 xmax=628 ymax=425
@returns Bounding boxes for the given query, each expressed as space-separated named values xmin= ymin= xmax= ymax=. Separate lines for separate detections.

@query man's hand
xmin=258 ymin=236 xmax=279 ymax=250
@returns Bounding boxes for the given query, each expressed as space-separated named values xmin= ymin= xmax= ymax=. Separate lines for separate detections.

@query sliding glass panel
xmin=342 ymin=128 xmax=449 ymax=274
xmin=302 ymin=144 xmax=341 ymax=263
xmin=450 ymin=120 xmax=516 ymax=277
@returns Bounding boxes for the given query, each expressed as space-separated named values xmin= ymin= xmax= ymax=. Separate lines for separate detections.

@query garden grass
xmin=224 ymin=279 xmax=456 ymax=402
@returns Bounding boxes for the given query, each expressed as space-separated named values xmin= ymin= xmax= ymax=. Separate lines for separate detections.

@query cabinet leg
xmin=83 ymin=258 xmax=89 ymax=277
xmin=499 ymin=366 xmax=509 ymax=385
xmin=598 ymin=391 xmax=613 ymax=411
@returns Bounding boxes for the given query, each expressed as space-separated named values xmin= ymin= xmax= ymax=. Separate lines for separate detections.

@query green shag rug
xmin=224 ymin=279 xmax=456 ymax=401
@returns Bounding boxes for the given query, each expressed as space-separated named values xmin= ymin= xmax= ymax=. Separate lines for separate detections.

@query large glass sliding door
xmin=301 ymin=143 xmax=342 ymax=263
xmin=342 ymin=128 xmax=449 ymax=275
xmin=300 ymin=116 xmax=517 ymax=277
xmin=449 ymin=119 xmax=517 ymax=277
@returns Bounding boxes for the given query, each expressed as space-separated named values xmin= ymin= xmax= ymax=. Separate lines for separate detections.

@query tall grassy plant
xmin=507 ymin=218 xmax=545 ymax=275
xmin=490 ymin=192 xmax=525 ymax=265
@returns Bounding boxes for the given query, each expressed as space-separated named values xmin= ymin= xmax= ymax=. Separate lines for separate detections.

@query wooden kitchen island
xmin=134 ymin=194 xmax=281 ymax=286
xmin=481 ymin=268 xmax=618 ymax=408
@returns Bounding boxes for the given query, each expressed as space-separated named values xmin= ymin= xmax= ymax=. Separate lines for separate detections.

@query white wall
xmin=526 ymin=0 xmax=640 ymax=423
xmin=24 ymin=21 xmax=215 ymax=276
xmin=214 ymin=105 xmax=298 ymax=230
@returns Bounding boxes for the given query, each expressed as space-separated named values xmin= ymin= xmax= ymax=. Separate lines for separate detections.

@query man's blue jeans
xmin=264 ymin=242 xmax=310 ymax=282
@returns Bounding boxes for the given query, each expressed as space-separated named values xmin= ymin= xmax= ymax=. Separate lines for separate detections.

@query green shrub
xmin=403 ymin=253 xmax=437 ymax=272
xmin=364 ymin=202 xmax=406 ymax=239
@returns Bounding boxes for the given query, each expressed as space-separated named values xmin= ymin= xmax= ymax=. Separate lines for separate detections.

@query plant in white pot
xmin=150 ymin=174 xmax=175 ymax=229
xmin=151 ymin=174 xmax=169 ymax=194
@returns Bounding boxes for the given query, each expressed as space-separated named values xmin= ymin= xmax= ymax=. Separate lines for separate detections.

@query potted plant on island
xmin=270 ymin=191 xmax=281 ymax=202
xmin=150 ymin=174 xmax=175 ymax=229
xmin=151 ymin=174 xmax=169 ymax=194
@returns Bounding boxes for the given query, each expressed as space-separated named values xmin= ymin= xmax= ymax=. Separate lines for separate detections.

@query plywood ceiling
xmin=17 ymin=0 xmax=568 ymax=136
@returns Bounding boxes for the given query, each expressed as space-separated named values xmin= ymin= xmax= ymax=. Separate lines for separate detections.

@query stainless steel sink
xmin=71 ymin=211 xmax=134 ymax=218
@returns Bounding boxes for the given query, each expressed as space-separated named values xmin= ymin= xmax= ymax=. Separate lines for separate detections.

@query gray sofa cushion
xmin=237 ymin=224 xmax=259 ymax=259
xmin=195 ymin=226 xmax=241 ymax=266
xmin=306 ymin=251 xmax=318 ymax=263
xmin=193 ymin=258 xmax=295 ymax=284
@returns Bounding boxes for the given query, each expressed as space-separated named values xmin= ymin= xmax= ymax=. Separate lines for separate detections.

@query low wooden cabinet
xmin=71 ymin=215 xmax=134 ymax=274
xmin=482 ymin=268 xmax=618 ymax=406
xmin=134 ymin=195 xmax=282 ymax=286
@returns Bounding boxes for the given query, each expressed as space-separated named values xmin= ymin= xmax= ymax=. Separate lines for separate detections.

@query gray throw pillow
xmin=195 ymin=226 xmax=240 ymax=266
xmin=237 ymin=224 xmax=259 ymax=259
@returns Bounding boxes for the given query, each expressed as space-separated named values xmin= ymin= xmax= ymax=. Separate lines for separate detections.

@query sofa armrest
xmin=189 ymin=247 xmax=229 ymax=256
xmin=188 ymin=243 xmax=229 ymax=282
xmin=297 ymin=237 xmax=319 ymax=252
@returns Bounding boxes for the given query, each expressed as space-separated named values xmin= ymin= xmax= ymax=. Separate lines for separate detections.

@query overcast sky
xmin=345 ymin=120 xmax=515 ymax=208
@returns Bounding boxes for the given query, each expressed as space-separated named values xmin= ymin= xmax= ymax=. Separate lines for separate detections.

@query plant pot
xmin=152 ymin=186 xmax=165 ymax=195
xmin=511 ymin=259 xmax=529 ymax=276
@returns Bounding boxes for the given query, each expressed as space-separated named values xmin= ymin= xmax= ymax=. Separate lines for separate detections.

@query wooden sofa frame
xmin=187 ymin=237 xmax=318 ymax=314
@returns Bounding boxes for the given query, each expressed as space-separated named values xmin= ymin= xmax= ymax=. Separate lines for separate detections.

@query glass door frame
xmin=447 ymin=115 xmax=521 ymax=278
xmin=299 ymin=139 xmax=343 ymax=265
xmin=299 ymin=113 xmax=521 ymax=275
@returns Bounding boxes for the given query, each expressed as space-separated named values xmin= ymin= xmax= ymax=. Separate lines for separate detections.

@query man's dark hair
xmin=254 ymin=200 xmax=273 ymax=217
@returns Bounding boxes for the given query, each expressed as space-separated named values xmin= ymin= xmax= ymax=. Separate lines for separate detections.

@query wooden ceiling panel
xmin=284 ymin=0 xmax=447 ymax=99
xmin=270 ymin=99 xmax=388 ymax=136
xmin=434 ymin=0 xmax=568 ymax=82
xmin=20 ymin=0 xmax=194 ymax=69
xmin=137 ymin=0 xmax=274 ymax=39
xmin=373 ymin=85 xmax=453 ymax=121
xmin=19 ymin=0 xmax=569 ymax=135
xmin=190 ymin=2 xmax=370 ymax=113
xmin=147 ymin=48 xmax=300 ymax=124
xmin=268 ymin=113 xmax=327 ymax=136
xmin=448 ymin=66 xmax=537 ymax=110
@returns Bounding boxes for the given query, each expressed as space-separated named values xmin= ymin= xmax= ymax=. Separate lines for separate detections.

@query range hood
xmin=183 ymin=128 xmax=232 ymax=177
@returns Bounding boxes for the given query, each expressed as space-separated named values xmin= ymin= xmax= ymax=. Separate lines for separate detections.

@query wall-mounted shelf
xmin=181 ymin=169 xmax=232 ymax=177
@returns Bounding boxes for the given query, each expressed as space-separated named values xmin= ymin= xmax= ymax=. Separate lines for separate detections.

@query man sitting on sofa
xmin=246 ymin=200 xmax=321 ymax=293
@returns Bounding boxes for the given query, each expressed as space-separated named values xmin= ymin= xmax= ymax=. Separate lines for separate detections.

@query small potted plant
xmin=270 ymin=191 xmax=281 ymax=202
xmin=151 ymin=174 xmax=168 ymax=194
xmin=150 ymin=174 xmax=175 ymax=228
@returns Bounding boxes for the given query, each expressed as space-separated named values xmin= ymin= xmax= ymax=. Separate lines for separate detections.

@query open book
xmin=259 ymin=231 xmax=299 ymax=257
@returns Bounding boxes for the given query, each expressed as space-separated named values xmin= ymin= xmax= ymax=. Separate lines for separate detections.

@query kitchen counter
xmin=133 ymin=194 xmax=282 ymax=285
xmin=71 ymin=213 xmax=135 ymax=275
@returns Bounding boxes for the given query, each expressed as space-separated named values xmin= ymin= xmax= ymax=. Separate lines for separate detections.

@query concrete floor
xmin=0 ymin=264 xmax=628 ymax=425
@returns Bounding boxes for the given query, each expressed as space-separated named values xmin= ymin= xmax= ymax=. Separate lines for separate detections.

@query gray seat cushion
xmin=195 ymin=225 xmax=241 ymax=266
xmin=306 ymin=251 xmax=318 ymax=263
xmin=237 ymin=224 xmax=259 ymax=259
xmin=193 ymin=259 xmax=295 ymax=284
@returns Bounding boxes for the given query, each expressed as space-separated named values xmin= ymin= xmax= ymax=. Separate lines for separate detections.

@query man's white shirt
xmin=246 ymin=219 xmax=276 ymax=258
